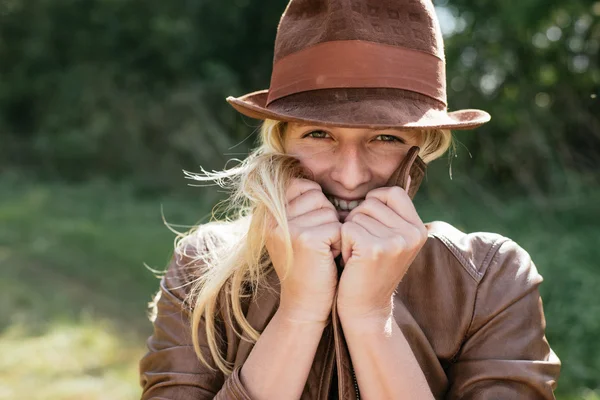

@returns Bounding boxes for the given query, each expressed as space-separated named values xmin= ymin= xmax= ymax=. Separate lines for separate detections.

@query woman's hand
xmin=337 ymin=179 xmax=428 ymax=321
xmin=266 ymin=178 xmax=342 ymax=324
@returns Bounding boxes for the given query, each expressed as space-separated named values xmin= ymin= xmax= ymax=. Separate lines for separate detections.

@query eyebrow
xmin=294 ymin=124 xmax=395 ymax=132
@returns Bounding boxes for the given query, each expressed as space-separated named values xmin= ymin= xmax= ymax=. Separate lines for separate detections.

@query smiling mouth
xmin=326 ymin=195 xmax=365 ymax=211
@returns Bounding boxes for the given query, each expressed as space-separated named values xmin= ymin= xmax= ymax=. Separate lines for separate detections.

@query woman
xmin=139 ymin=0 xmax=561 ymax=399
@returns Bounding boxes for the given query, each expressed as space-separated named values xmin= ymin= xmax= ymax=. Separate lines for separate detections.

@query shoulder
xmin=176 ymin=217 xmax=248 ymax=261
xmin=424 ymin=220 xmax=540 ymax=284
xmin=173 ymin=217 xmax=249 ymax=270
xmin=159 ymin=218 xmax=248 ymax=304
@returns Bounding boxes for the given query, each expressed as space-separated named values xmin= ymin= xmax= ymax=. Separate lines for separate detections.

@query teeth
xmin=328 ymin=196 xmax=363 ymax=211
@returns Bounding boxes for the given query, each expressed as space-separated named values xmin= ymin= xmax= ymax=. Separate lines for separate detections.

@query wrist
xmin=337 ymin=297 xmax=393 ymax=323
xmin=339 ymin=311 xmax=393 ymax=335
xmin=276 ymin=305 xmax=331 ymax=327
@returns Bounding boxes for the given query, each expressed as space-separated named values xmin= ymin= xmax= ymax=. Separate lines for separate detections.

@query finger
xmin=345 ymin=197 xmax=401 ymax=229
xmin=341 ymin=224 xmax=354 ymax=265
xmin=365 ymin=186 xmax=423 ymax=226
xmin=301 ymin=221 xmax=343 ymax=254
xmin=287 ymin=188 xmax=336 ymax=219
xmin=331 ymin=236 xmax=342 ymax=259
xmin=346 ymin=212 xmax=388 ymax=238
xmin=285 ymin=178 xmax=323 ymax=204
xmin=341 ymin=221 xmax=369 ymax=265
xmin=289 ymin=207 xmax=339 ymax=228
xmin=350 ymin=211 xmax=423 ymax=248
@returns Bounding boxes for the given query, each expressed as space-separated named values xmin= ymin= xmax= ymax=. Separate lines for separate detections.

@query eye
xmin=374 ymin=134 xmax=406 ymax=144
xmin=303 ymin=130 xmax=330 ymax=139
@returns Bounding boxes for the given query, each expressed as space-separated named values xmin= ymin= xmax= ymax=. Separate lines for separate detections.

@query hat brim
xmin=227 ymin=89 xmax=490 ymax=130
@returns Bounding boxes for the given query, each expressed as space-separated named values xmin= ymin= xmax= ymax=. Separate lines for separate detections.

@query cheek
xmin=295 ymin=154 xmax=330 ymax=175
xmin=286 ymin=145 xmax=332 ymax=173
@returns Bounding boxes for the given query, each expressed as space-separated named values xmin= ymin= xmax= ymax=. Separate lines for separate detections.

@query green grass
xmin=0 ymin=178 xmax=214 ymax=400
xmin=0 ymin=175 xmax=598 ymax=399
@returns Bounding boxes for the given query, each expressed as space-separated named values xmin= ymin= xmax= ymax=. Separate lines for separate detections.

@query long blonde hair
xmin=173 ymin=119 xmax=453 ymax=375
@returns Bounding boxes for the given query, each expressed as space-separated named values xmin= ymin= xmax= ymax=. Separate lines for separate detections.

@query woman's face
xmin=284 ymin=122 xmax=420 ymax=206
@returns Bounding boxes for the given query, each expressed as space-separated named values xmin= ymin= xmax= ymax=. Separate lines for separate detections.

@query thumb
xmin=331 ymin=237 xmax=342 ymax=259
xmin=341 ymin=225 xmax=354 ymax=265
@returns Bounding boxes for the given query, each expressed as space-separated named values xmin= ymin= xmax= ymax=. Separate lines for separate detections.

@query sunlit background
xmin=0 ymin=1 xmax=599 ymax=399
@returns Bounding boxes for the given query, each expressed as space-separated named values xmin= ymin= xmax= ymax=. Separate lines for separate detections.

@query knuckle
xmin=360 ymin=197 xmax=380 ymax=210
xmin=366 ymin=186 xmax=385 ymax=197
xmin=389 ymin=186 xmax=406 ymax=197
xmin=361 ymin=197 xmax=375 ymax=207
xmin=295 ymin=229 xmax=314 ymax=246
xmin=410 ymin=225 xmax=427 ymax=243
xmin=300 ymin=188 xmax=323 ymax=204
xmin=391 ymin=236 xmax=408 ymax=251
xmin=268 ymin=225 xmax=285 ymax=246
xmin=287 ymin=224 xmax=301 ymax=239
xmin=286 ymin=178 xmax=321 ymax=199
xmin=370 ymin=242 xmax=388 ymax=258
xmin=299 ymin=180 xmax=322 ymax=194
xmin=416 ymin=227 xmax=428 ymax=243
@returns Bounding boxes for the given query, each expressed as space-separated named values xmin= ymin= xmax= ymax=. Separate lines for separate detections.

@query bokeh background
xmin=1 ymin=0 xmax=599 ymax=399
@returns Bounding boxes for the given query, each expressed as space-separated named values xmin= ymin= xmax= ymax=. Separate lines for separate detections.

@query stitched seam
xmin=467 ymin=239 xmax=538 ymax=334
xmin=430 ymin=233 xmax=481 ymax=283
xmin=480 ymin=238 xmax=510 ymax=276
xmin=446 ymin=237 xmax=509 ymax=364
xmin=231 ymin=365 xmax=251 ymax=400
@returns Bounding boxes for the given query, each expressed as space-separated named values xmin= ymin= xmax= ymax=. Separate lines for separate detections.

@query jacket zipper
xmin=351 ymin=367 xmax=360 ymax=399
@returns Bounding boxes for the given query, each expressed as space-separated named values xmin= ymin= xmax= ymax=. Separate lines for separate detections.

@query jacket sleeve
xmin=139 ymin=251 xmax=255 ymax=400
xmin=445 ymin=239 xmax=561 ymax=400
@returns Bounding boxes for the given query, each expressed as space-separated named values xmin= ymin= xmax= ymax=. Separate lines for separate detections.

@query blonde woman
xmin=139 ymin=0 xmax=561 ymax=399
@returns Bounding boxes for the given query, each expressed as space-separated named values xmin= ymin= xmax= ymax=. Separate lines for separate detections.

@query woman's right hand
xmin=265 ymin=178 xmax=342 ymax=324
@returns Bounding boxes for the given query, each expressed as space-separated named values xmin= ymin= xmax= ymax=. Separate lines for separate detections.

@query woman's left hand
xmin=337 ymin=180 xmax=428 ymax=321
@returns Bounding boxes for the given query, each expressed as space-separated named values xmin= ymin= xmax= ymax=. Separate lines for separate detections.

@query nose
xmin=330 ymin=146 xmax=372 ymax=192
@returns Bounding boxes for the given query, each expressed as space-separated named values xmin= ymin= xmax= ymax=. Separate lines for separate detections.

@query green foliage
xmin=0 ymin=0 xmax=598 ymax=193
xmin=439 ymin=0 xmax=600 ymax=194
xmin=0 ymin=0 xmax=285 ymax=188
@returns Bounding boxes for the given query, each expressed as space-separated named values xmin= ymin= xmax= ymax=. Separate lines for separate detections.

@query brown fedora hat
xmin=226 ymin=0 xmax=491 ymax=130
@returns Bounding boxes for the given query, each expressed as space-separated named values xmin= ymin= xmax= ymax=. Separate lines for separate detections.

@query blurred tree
xmin=0 ymin=0 xmax=598 ymax=194
xmin=0 ymin=0 xmax=285 ymax=189
xmin=440 ymin=0 xmax=599 ymax=197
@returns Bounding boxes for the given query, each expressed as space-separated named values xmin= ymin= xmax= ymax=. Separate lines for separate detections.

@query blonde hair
xmin=173 ymin=119 xmax=453 ymax=375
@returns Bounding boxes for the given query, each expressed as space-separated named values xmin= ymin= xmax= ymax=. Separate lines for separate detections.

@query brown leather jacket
xmin=139 ymin=220 xmax=561 ymax=399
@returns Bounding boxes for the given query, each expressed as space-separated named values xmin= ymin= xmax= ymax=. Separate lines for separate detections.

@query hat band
xmin=266 ymin=40 xmax=447 ymax=107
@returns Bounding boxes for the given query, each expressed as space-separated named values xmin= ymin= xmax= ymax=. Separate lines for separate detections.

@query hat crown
xmin=274 ymin=0 xmax=445 ymax=63
xmin=224 ymin=0 xmax=491 ymax=130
